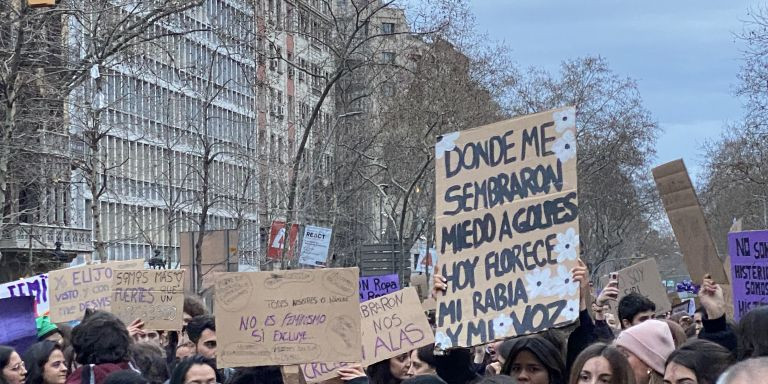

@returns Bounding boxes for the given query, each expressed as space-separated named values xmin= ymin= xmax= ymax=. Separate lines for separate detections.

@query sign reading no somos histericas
xmin=434 ymin=107 xmax=581 ymax=349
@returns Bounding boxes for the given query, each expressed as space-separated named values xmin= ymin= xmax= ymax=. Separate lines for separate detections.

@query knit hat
xmin=614 ymin=319 xmax=675 ymax=374
xmin=36 ymin=315 xmax=59 ymax=340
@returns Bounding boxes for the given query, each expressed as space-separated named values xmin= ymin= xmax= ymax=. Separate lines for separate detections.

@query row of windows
xmin=102 ymin=135 xmax=259 ymax=201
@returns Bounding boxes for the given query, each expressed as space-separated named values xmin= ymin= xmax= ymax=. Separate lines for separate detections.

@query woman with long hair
xmin=367 ymin=353 xmax=411 ymax=384
xmin=568 ymin=343 xmax=634 ymax=384
xmin=501 ymin=335 xmax=566 ymax=384
xmin=1 ymin=345 xmax=27 ymax=384
xmin=23 ymin=341 xmax=69 ymax=384
xmin=664 ymin=340 xmax=733 ymax=384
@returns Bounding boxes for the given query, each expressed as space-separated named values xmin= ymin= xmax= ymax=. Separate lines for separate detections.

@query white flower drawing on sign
xmin=554 ymin=227 xmax=579 ymax=262
xmin=553 ymin=108 xmax=575 ymax=132
xmin=434 ymin=331 xmax=453 ymax=349
xmin=525 ymin=267 xmax=552 ymax=299
xmin=552 ymin=130 xmax=576 ymax=163
xmin=563 ymin=299 xmax=580 ymax=321
xmin=492 ymin=313 xmax=513 ymax=337
xmin=551 ymin=265 xmax=579 ymax=297
xmin=435 ymin=132 xmax=460 ymax=160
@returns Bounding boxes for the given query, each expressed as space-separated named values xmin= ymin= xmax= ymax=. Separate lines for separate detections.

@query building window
xmin=382 ymin=52 xmax=396 ymax=64
xmin=381 ymin=22 xmax=395 ymax=34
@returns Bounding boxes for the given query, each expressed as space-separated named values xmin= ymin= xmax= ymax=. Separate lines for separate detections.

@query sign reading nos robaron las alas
xmin=434 ymin=107 xmax=581 ymax=349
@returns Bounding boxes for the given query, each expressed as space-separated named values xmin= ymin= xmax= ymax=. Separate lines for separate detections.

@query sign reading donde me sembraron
xmin=434 ymin=107 xmax=581 ymax=349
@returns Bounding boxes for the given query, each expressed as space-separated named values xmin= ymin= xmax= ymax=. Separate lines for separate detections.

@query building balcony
xmin=0 ymin=223 xmax=92 ymax=254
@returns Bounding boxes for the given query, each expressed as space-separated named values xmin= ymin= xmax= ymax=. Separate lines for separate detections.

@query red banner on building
xmin=267 ymin=220 xmax=299 ymax=261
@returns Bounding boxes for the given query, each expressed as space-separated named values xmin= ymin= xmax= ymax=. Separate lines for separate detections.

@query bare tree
xmin=507 ymin=56 xmax=661 ymax=273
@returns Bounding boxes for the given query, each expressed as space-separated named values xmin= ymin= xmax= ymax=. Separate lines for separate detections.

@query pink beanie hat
xmin=614 ymin=319 xmax=675 ymax=374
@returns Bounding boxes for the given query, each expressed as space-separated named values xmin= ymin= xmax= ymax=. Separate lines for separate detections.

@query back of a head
xmin=186 ymin=315 xmax=215 ymax=345
xmin=618 ymin=293 xmax=656 ymax=329
xmin=433 ymin=348 xmax=478 ymax=384
xmin=568 ymin=343 xmax=633 ymax=384
xmin=104 ymin=371 xmax=149 ymax=384
xmin=402 ymin=375 xmax=447 ymax=384
xmin=716 ymin=357 xmax=768 ymax=384
xmin=662 ymin=319 xmax=688 ymax=348
xmin=501 ymin=335 xmax=565 ymax=384
xmin=666 ymin=339 xmax=732 ymax=384
xmin=184 ymin=297 xmax=208 ymax=318
xmin=476 ymin=376 xmax=516 ymax=384
xmin=71 ymin=311 xmax=131 ymax=365
xmin=130 ymin=343 xmax=169 ymax=384
xmin=736 ymin=306 xmax=768 ymax=360
xmin=225 ymin=366 xmax=283 ymax=384
xmin=416 ymin=344 xmax=438 ymax=368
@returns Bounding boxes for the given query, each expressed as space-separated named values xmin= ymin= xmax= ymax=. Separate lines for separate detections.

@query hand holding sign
xmin=700 ymin=274 xmax=725 ymax=320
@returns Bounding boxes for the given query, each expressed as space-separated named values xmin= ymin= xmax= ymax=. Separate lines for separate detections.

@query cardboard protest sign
xmin=179 ymin=229 xmax=239 ymax=292
xmin=409 ymin=274 xmax=429 ymax=300
xmin=300 ymin=288 xmax=434 ymax=382
xmin=434 ymin=107 xmax=581 ymax=348
xmin=0 ymin=273 xmax=49 ymax=316
xmin=612 ymin=259 xmax=671 ymax=316
xmin=111 ymin=269 xmax=185 ymax=330
xmin=214 ymin=267 xmax=361 ymax=368
xmin=0 ymin=296 xmax=37 ymax=353
xmin=728 ymin=230 xmax=768 ymax=321
xmin=299 ymin=226 xmax=333 ymax=267
xmin=652 ymin=160 xmax=727 ymax=284
xmin=49 ymin=258 xmax=145 ymax=323
xmin=359 ymin=274 xmax=399 ymax=302
xmin=360 ymin=287 xmax=434 ymax=364
xmin=300 ymin=362 xmax=350 ymax=384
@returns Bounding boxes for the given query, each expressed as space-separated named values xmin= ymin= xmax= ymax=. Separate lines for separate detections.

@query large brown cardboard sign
xmin=652 ymin=160 xmax=727 ymax=284
xmin=361 ymin=287 xmax=434 ymax=364
xmin=613 ymin=259 xmax=671 ymax=316
xmin=214 ymin=268 xmax=361 ymax=368
xmin=300 ymin=287 xmax=434 ymax=383
xmin=434 ymin=107 xmax=581 ymax=349
xmin=49 ymin=259 xmax=145 ymax=323
xmin=111 ymin=269 xmax=185 ymax=330
xmin=179 ymin=229 xmax=239 ymax=292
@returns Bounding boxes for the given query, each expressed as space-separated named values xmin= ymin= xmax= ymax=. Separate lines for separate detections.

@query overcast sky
xmin=469 ymin=0 xmax=757 ymax=180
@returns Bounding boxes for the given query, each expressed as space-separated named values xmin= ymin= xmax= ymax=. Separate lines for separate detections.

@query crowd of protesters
xmin=2 ymin=261 xmax=767 ymax=384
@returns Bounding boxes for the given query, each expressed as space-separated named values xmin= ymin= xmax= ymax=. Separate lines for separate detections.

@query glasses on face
xmin=10 ymin=361 xmax=25 ymax=372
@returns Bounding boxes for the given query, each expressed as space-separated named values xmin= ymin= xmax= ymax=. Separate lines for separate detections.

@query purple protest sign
xmin=359 ymin=274 xmax=400 ymax=302
xmin=0 ymin=296 xmax=38 ymax=354
xmin=728 ymin=230 xmax=768 ymax=321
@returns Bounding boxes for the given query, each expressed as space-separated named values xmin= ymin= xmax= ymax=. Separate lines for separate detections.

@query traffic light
xmin=28 ymin=0 xmax=57 ymax=7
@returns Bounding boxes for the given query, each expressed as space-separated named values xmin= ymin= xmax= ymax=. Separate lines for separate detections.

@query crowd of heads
xmin=1 ymin=271 xmax=767 ymax=384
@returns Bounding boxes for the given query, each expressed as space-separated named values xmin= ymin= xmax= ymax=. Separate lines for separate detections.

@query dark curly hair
xmin=71 ymin=311 xmax=131 ymax=365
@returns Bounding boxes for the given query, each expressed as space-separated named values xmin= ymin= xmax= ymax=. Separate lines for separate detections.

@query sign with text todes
xmin=434 ymin=107 xmax=581 ymax=349
xmin=214 ymin=268 xmax=362 ymax=367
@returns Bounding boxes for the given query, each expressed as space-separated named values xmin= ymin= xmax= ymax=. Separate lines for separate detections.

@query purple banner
xmin=0 ymin=296 xmax=38 ymax=354
xmin=359 ymin=274 xmax=400 ymax=302
xmin=728 ymin=230 xmax=768 ymax=321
